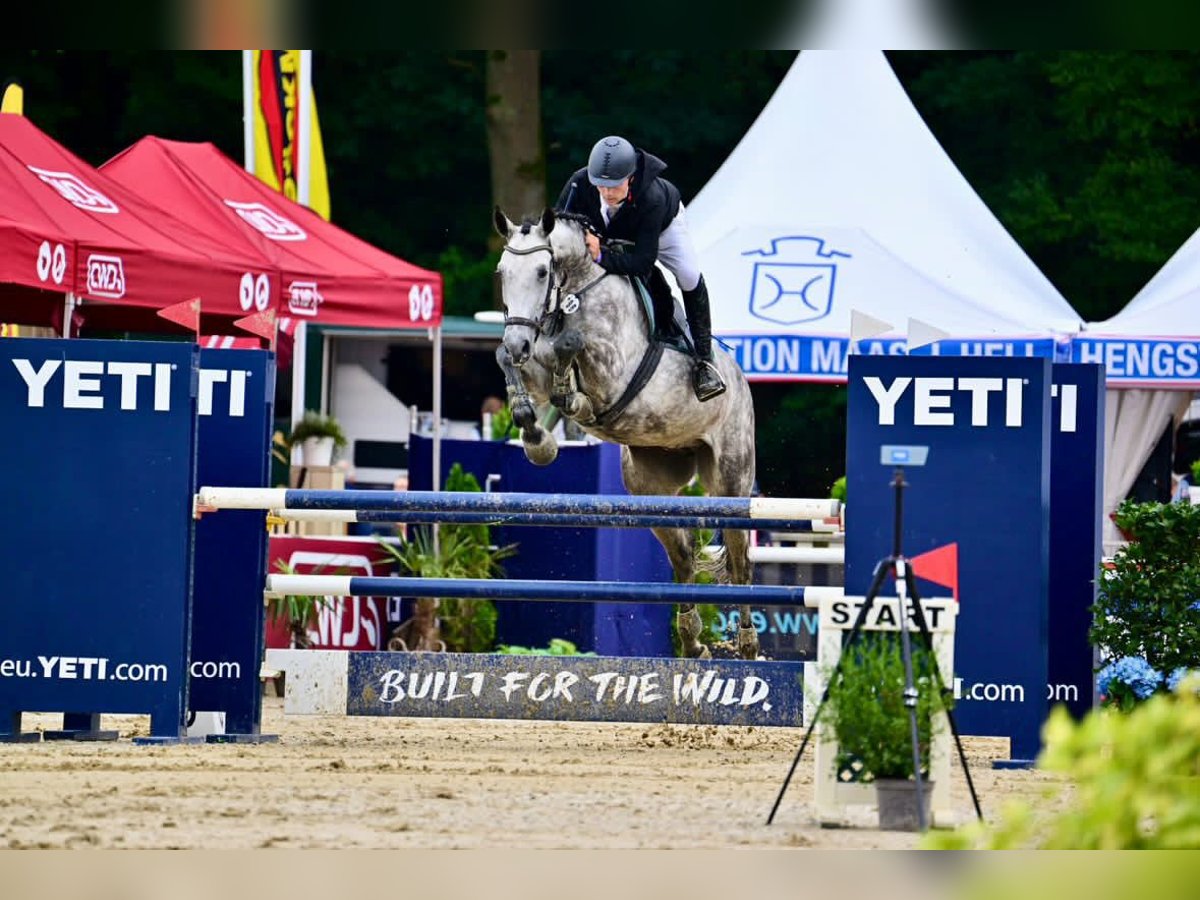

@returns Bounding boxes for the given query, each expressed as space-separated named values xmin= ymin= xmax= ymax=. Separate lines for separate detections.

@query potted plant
xmin=267 ymin=559 xmax=337 ymax=649
xmin=820 ymin=630 xmax=947 ymax=831
xmin=1189 ymin=459 xmax=1200 ymax=504
xmin=287 ymin=410 xmax=347 ymax=466
xmin=375 ymin=463 xmax=516 ymax=652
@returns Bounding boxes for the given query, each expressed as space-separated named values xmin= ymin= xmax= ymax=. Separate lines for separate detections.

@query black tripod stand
xmin=767 ymin=465 xmax=983 ymax=829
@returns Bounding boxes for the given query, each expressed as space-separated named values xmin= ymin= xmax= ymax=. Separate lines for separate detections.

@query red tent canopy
xmin=102 ymin=137 xmax=443 ymax=330
xmin=0 ymin=113 xmax=279 ymax=332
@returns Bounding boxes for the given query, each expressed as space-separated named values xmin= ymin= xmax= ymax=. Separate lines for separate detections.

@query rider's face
xmin=597 ymin=177 xmax=631 ymax=207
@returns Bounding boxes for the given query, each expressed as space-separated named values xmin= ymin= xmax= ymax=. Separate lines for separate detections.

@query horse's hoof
xmin=387 ymin=636 xmax=409 ymax=652
xmin=524 ymin=436 xmax=559 ymax=466
xmin=512 ymin=399 xmax=537 ymax=429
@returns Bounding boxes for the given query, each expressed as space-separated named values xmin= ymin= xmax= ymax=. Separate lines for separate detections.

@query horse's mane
xmin=551 ymin=210 xmax=597 ymax=234
xmin=517 ymin=210 xmax=595 ymax=239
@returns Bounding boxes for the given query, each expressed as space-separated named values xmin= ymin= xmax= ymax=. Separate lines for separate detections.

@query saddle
xmin=598 ymin=237 xmax=693 ymax=354
xmin=629 ymin=267 xmax=694 ymax=356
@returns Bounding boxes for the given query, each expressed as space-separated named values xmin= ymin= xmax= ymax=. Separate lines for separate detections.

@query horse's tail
xmin=694 ymin=540 xmax=729 ymax=585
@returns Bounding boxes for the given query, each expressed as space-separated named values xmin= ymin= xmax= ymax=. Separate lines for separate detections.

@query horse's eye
xmin=536 ymin=264 xmax=548 ymax=279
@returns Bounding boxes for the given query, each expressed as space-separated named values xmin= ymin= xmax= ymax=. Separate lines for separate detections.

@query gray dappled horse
xmin=493 ymin=207 xmax=759 ymax=660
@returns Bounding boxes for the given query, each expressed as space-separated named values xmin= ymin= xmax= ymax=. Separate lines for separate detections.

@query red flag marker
xmin=233 ymin=308 xmax=277 ymax=347
xmin=910 ymin=542 xmax=959 ymax=602
xmin=157 ymin=297 xmax=200 ymax=335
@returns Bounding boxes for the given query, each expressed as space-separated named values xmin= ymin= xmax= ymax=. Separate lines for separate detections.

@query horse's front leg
xmin=494 ymin=345 xmax=559 ymax=466
xmin=549 ymin=329 xmax=596 ymax=424
xmin=722 ymin=527 xmax=759 ymax=660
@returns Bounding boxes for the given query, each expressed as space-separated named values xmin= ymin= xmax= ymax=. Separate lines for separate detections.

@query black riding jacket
xmin=554 ymin=149 xmax=682 ymax=279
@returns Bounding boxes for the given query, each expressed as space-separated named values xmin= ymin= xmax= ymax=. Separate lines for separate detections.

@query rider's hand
xmin=585 ymin=232 xmax=601 ymax=261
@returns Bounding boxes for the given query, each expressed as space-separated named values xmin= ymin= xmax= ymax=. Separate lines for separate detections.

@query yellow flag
xmin=2 ymin=84 xmax=24 ymax=334
xmin=248 ymin=51 xmax=330 ymax=220
xmin=1 ymin=82 xmax=24 ymax=115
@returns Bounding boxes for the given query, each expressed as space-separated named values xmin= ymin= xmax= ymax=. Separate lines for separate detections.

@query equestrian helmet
xmin=587 ymin=136 xmax=637 ymax=187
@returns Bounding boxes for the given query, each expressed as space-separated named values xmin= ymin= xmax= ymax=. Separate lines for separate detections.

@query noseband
xmin=500 ymin=242 xmax=556 ymax=333
xmin=500 ymin=239 xmax=609 ymax=337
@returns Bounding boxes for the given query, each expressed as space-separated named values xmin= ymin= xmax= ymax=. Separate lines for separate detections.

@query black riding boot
xmin=646 ymin=267 xmax=677 ymax=341
xmin=682 ymin=276 xmax=727 ymax=402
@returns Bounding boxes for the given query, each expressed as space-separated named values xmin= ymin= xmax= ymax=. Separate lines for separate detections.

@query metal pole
xmin=242 ymin=51 xmax=255 ymax=174
xmin=61 ymin=292 xmax=75 ymax=339
xmin=290 ymin=321 xmax=307 ymax=464
xmin=297 ymin=50 xmax=313 ymax=208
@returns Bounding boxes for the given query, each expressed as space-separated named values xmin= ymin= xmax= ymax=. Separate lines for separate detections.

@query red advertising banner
xmin=266 ymin=535 xmax=397 ymax=651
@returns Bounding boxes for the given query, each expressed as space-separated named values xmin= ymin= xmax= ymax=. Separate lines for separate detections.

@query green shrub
xmin=820 ymin=631 xmax=946 ymax=780
xmin=496 ymin=638 xmax=595 ymax=656
xmin=925 ymin=675 xmax=1200 ymax=849
xmin=1092 ymin=500 xmax=1200 ymax=678
xmin=489 ymin=403 xmax=519 ymax=440
xmin=830 ymin=475 xmax=847 ymax=503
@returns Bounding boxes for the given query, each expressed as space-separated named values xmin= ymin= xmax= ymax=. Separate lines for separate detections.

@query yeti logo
xmin=742 ymin=236 xmax=851 ymax=325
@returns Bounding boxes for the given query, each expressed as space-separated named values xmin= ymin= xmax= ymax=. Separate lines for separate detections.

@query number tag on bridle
xmin=561 ymin=293 xmax=580 ymax=314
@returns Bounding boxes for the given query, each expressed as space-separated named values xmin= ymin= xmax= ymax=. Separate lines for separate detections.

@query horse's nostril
xmin=521 ymin=340 xmax=531 ymax=359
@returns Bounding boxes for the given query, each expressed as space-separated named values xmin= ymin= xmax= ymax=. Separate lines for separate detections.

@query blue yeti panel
xmin=190 ymin=348 xmax=275 ymax=737
xmin=846 ymin=356 xmax=1052 ymax=763
xmin=0 ymin=338 xmax=198 ymax=741
xmin=1049 ymin=364 xmax=1105 ymax=718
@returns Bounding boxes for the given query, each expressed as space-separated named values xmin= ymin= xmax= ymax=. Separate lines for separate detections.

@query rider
xmin=555 ymin=135 xmax=726 ymax=402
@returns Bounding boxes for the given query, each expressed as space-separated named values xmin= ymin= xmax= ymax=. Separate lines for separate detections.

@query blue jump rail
xmin=269 ymin=509 xmax=835 ymax=532
xmin=265 ymin=575 xmax=843 ymax=607
xmin=198 ymin=487 xmax=840 ymax=524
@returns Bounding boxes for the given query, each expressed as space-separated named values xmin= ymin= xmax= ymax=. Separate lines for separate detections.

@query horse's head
xmin=493 ymin=206 xmax=591 ymax=367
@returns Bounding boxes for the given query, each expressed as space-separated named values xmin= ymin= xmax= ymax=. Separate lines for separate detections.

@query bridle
xmin=500 ymin=239 xmax=608 ymax=337
xmin=499 ymin=227 xmax=663 ymax=429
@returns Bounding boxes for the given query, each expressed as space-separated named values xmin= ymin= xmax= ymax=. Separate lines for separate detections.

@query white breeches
xmin=657 ymin=203 xmax=702 ymax=293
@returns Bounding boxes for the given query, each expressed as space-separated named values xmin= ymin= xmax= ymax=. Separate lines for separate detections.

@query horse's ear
xmin=540 ymin=207 xmax=556 ymax=235
xmin=493 ymin=206 xmax=512 ymax=239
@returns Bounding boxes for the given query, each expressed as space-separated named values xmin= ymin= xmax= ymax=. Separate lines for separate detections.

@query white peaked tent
xmin=1082 ymin=229 xmax=1200 ymax=552
xmin=686 ymin=50 xmax=1082 ymax=382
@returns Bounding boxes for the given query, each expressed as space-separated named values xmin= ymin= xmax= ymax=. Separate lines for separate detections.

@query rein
xmin=502 ymin=226 xmax=663 ymax=428
xmin=500 ymin=240 xmax=608 ymax=337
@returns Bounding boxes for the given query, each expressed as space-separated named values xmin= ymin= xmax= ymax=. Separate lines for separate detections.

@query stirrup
xmin=693 ymin=359 xmax=726 ymax=402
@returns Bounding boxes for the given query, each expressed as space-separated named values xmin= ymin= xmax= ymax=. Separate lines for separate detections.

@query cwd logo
xmin=742 ymin=236 xmax=851 ymax=326
xmin=287 ymin=281 xmax=323 ymax=317
xmin=86 ymin=255 xmax=126 ymax=298
xmin=224 ymin=200 xmax=307 ymax=241
xmin=28 ymin=166 xmax=119 ymax=214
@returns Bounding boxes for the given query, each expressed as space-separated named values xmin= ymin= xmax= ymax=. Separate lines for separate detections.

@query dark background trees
xmin=4 ymin=51 xmax=1199 ymax=496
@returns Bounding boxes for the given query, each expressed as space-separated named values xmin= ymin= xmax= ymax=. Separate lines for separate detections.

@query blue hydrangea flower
xmin=1097 ymin=656 xmax=1163 ymax=700
xmin=1167 ymin=667 xmax=1194 ymax=692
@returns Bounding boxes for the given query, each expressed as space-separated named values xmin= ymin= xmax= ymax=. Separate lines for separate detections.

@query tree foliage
xmin=7 ymin=52 xmax=1200 ymax=493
